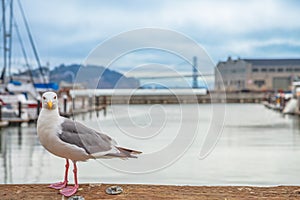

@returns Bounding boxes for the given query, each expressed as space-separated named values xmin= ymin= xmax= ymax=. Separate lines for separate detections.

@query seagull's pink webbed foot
xmin=49 ymin=181 xmax=68 ymax=189
xmin=49 ymin=159 xmax=69 ymax=189
xmin=60 ymin=161 xmax=79 ymax=197
xmin=60 ymin=185 xmax=79 ymax=197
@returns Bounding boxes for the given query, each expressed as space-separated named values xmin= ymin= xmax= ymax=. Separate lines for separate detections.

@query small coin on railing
xmin=105 ymin=185 xmax=123 ymax=195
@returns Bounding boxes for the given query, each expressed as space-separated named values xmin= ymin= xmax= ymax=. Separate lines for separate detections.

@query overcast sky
xmin=4 ymin=0 xmax=300 ymax=74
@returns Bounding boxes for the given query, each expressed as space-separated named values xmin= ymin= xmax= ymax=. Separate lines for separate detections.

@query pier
xmin=70 ymin=89 xmax=265 ymax=104
xmin=1 ymin=184 xmax=300 ymax=199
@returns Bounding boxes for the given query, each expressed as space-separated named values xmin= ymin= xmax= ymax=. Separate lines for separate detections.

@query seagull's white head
xmin=42 ymin=92 xmax=58 ymax=110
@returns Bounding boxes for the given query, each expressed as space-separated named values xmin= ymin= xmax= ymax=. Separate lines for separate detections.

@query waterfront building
xmin=215 ymin=57 xmax=300 ymax=91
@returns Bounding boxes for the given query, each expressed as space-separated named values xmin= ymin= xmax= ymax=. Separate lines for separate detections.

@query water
xmin=1 ymin=104 xmax=300 ymax=186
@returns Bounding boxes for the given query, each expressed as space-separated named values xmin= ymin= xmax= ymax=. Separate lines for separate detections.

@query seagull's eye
xmin=54 ymin=96 xmax=57 ymax=99
xmin=43 ymin=96 xmax=46 ymax=100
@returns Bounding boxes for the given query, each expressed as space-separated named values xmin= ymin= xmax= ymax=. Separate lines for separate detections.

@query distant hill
xmin=16 ymin=64 xmax=140 ymax=89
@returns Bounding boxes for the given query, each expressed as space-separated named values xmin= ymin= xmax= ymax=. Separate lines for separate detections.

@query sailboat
xmin=0 ymin=0 xmax=58 ymax=122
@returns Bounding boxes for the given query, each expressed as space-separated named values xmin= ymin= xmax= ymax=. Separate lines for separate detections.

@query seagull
xmin=37 ymin=91 xmax=141 ymax=197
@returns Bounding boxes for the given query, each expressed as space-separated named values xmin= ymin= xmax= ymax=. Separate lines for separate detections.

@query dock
xmin=70 ymin=89 xmax=266 ymax=104
xmin=1 ymin=184 xmax=300 ymax=199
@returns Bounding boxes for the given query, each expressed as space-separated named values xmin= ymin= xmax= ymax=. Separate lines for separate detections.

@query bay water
xmin=1 ymin=104 xmax=300 ymax=186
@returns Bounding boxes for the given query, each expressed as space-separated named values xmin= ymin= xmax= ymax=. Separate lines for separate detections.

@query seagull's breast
xmin=37 ymin=110 xmax=90 ymax=161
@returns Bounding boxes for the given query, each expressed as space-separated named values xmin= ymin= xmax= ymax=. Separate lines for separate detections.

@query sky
xmin=2 ymin=0 xmax=300 ymax=81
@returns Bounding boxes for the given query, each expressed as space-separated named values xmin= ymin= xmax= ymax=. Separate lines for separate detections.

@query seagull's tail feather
xmin=91 ymin=147 xmax=142 ymax=159
xmin=116 ymin=147 xmax=142 ymax=158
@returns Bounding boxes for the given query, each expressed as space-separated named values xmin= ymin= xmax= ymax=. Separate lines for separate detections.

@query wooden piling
xmin=103 ymin=96 xmax=107 ymax=105
xmin=88 ymin=96 xmax=93 ymax=107
xmin=82 ymin=97 xmax=85 ymax=109
xmin=63 ymin=95 xmax=67 ymax=114
xmin=95 ymin=96 xmax=100 ymax=107
xmin=72 ymin=96 xmax=75 ymax=111
xmin=18 ymin=101 xmax=22 ymax=118
xmin=36 ymin=99 xmax=40 ymax=116
xmin=95 ymin=96 xmax=100 ymax=117
xmin=0 ymin=103 xmax=2 ymax=121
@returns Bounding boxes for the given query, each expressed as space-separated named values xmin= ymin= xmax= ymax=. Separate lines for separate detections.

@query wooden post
xmin=103 ymin=106 xmax=107 ymax=116
xmin=88 ymin=96 xmax=93 ymax=108
xmin=82 ymin=97 xmax=85 ymax=109
xmin=95 ymin=96 xmax=100 ymax=107
xmin=0 ymin=103 xmax=2 ymax=121
xmin=72 ymin=96 xmax=75 ymax=111
xmin=36 ymin=99 xmax=40 ymax=117
xmin=88 ymin=95 xmax=93 ymax=119
xmin=18 ymin=101 xmax=22 ymax=118
xmin=103 ymin=96 xmax=107 ymax=105
xmin=103 ymin=96 xmax=107 ymax=116
xmin=96 ymin=96 xmax=100 ymax=117
xmin=63 ymin=95 xmax=67 ymax=114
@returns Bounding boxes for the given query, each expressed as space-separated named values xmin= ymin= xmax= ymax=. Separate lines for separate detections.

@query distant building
xmin=215 ymin=57 xmax=300 ymax=91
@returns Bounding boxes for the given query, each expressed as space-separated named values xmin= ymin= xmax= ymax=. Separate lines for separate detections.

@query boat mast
xmin=7 ymin=0 xmax=12 ymax=80
xmin=1 ymin=0 xmax=47 ymax=90
xmin=14 ymin=19 xmax=35 ymax=85
xmin=17 ymin=0 xmax=46 ymax=84
xmin=1 ymin=0 xmax=7 ymax=83
xmin=1 ymin=0 xmax=13 ymax=83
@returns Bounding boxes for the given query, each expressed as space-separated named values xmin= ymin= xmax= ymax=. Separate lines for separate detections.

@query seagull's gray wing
xmin=59 ymin=118 xmax=117 ymax=154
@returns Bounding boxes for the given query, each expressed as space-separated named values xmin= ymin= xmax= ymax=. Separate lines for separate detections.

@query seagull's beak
xmin=47 ymin=101 xmax=53 ymax=109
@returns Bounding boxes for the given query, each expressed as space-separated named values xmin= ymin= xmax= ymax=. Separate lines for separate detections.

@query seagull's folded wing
xmin=59 ymin=118 xmax=117 ymax=155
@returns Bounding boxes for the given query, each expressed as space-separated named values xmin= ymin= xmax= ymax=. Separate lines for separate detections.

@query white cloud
xmin=8 ymin=0 xmax=300 ymax=67
xmin=162 ymin=0 xmax=300 ymax=33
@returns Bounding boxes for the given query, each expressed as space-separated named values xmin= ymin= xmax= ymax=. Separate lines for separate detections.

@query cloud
xmin=6 ymin=0 xmax=300 ymax=68
xmin=162 ymin=0 xmax=300 ymax=33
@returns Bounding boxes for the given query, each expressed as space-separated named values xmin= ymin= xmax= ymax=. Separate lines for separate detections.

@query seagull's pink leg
xmin=60 ymin=161 xmax=79 ymax=197
xmin=49 ymin=159 xmax=69 ymax=189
